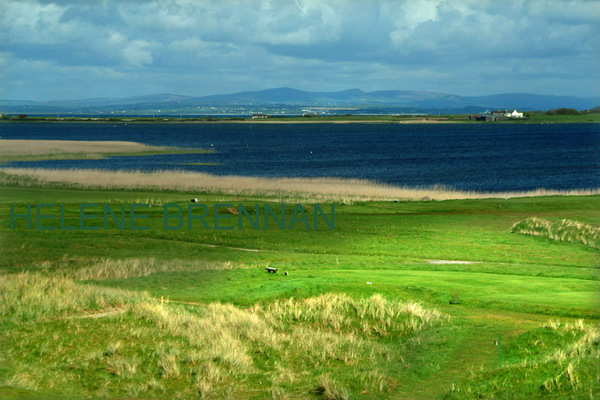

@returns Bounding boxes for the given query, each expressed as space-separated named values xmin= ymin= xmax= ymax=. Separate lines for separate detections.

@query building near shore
xmin=470 ymin=109 xmax=524 ymax=121
xmin=506 ymin=109 xmax=524 ymax=118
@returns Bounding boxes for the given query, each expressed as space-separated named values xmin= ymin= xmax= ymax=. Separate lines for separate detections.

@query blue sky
xmin=1 ymin=0 xmax=599 ymax=101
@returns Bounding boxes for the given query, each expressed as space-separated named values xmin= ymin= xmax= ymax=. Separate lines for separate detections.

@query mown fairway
xmin=1 ymin=184 xmax=598 ymax=399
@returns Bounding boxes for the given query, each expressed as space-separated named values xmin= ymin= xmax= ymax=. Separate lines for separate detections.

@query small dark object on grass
xmin=284 ymin=271 xmax=288 ymax=276
xmin=449 ymin=294 xmax=461 ymax=305
xmin=191 ymin=198 xmax=198 ymax=202
xmin=266 ymin=267 xmax=278 ymax=274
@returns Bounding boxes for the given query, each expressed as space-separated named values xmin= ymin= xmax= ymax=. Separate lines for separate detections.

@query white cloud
xmin=384 ymin=0 xmax=441 ymax=45
xmin=0 ymin=0 xmax=598 ymax=100
xmin=122 ymin=39 xmax=153 ymax=66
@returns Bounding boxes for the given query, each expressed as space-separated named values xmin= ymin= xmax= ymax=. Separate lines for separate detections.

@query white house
xmin=505 ymin=110 xmax=524 ymax=118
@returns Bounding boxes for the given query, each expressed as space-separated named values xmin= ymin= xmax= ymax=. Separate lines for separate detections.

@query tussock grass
xmin=444 ymin=321 xmax=600 ymax=399
xmin=512 ymin=217 xmax=600 ymax=249
xmin=105 ymin=355 xmax=139 ymax=378
xmin=2 ymin=370 xmax=38 ymax=391
xmin=264 ymin=293 xmax=447 ymax=336
xmin=3 ymin=167 xmax=599 ymax=202
xmin=35 ymin=255 xmax=241 ymax=280
xmin=125 ymin=293 xmax=446 ymax=397
xmin=158 ymin=350 xmax=181 ymax=380
xmin=133 ymin=302 xmax=258 ymax=371
xmin=315 ymin=374 xmax=350 ymax=400
xmin=0 ymin=272 xmax=148 ymax=322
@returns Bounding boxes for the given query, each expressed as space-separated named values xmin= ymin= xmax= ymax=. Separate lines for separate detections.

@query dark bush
xmin=546 ymin=108 xmax=578 ymax=115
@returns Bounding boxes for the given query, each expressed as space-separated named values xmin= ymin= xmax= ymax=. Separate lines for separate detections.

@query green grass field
xmin=1 ymin=182 xmax=599 ymax=399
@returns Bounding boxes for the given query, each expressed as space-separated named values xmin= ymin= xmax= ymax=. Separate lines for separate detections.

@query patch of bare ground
xmin=63 ymin=308 xmax=125 ymax=319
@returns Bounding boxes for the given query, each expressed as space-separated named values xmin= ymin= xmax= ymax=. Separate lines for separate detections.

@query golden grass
xmin=263 ymin=293 xmax=447 ymax=336
xmin=0 ymin=139 xmax=211 ymax=163
xmin=0 ymin=139 xmax=172 ymax=156
xmin=129 ymin=293 xmax=447 ymax=394
xmin=512 ymin=217 xmax=600 ymax=249
xmin=315 ymin=374 xmax=350 ymax=400
xmin=0 ymin=272 xmax=148 ymax=322
xmin=35 ymin=255 xmax=243 ymax=280
xmin=2 ymin=370 xmax=39 ymax=391
xmin=1 ymin=274 xmax=447 ymax=398
xmin=3 ymin=167 xmax=599 ymax=202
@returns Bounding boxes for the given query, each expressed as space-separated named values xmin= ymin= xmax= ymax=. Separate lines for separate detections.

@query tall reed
xmin=3 ymin=167 xmax=598 ymax=202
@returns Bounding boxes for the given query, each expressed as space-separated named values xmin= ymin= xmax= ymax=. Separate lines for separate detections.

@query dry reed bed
xmin=0 ymin=139 xmax=172 ymax=156
xmin=3 ymin=167 xmax=599 ymax=202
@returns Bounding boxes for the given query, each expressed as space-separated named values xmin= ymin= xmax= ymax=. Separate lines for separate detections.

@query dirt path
xmin=62 ymin=298 xmax=207 ymax=320
xmin=196 ymin=242 xmax=261 ymax=252
xmin=63 ymin=308 xmax=125 ymax=319
xmin=142 ymin=236 xmax=264 ymax=252
xmin=158 ymin=299 xmax=207 ymax=306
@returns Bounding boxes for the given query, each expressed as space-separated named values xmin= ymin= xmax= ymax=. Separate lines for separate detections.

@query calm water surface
xmin=1 ymin=122 xmax=598 ymax=192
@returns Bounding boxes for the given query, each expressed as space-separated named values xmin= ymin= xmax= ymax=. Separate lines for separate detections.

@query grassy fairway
xmin=1 ymin=183 xmax=599 ymax=399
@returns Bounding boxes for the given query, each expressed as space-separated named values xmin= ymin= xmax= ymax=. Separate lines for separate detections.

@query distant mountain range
xmin=1 ymin=88 xmax=599 ymax=115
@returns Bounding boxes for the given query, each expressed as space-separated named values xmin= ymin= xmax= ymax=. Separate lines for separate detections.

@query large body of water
xmin=1 ymin=122 xmax=599 ymax=192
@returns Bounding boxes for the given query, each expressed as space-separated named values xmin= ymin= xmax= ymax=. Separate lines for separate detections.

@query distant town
xmin=1 ymin=88 xmax=599 ymax=119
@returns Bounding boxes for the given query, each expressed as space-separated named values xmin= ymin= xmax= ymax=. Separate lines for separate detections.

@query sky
xmin=1 ymin=0 xmax=599 ymax=101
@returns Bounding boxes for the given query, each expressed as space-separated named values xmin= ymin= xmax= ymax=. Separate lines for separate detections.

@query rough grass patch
xmin=105 ymin=355 xmax=139 ymax=378
xmin=512 ymin=217 xmax=600 ymax=248
xmin=315 ymin=374 xmax=350 ymax=400
xmin=263 ymin=293 xmax=448 ymax=336
xmin=444 ymin=321 xmax=600 ymax=399
xmin=0 ymin=272 xmax=148 ymax=322
xmin=158 ymin=351 xmax=181 ymax=380
xmin=2 ymin=370 xmax=38 ymax=391
xmin=35 ymin=255 xmax=241 ymax=280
